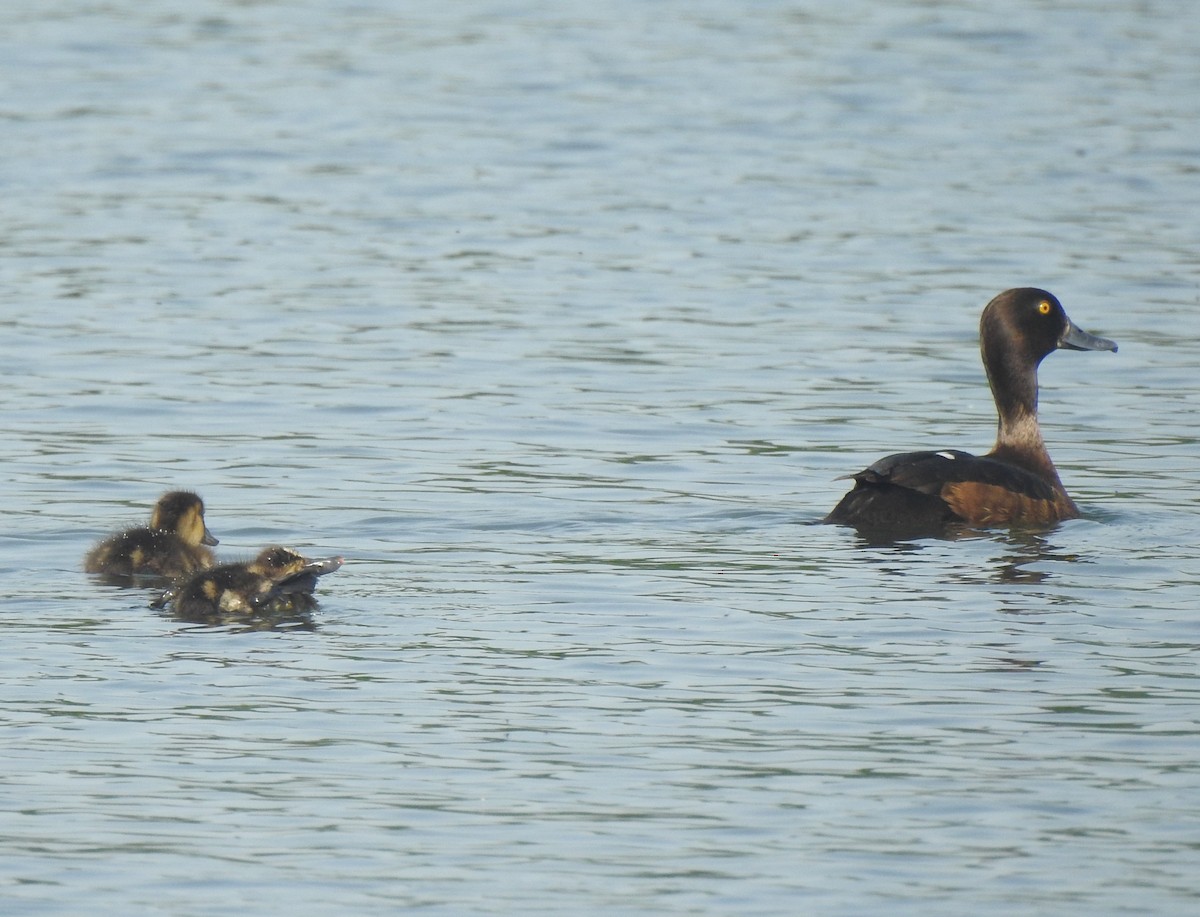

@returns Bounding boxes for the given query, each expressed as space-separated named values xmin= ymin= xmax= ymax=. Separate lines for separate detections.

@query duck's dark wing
xmin=825 ymin=450 xmax=1064 ymax=531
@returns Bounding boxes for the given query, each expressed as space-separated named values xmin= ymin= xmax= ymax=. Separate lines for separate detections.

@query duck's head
xmin=981 ymin=288 xmax=1117 ymax=372
xmin=149 ymin=491 xmax=219 ymax=547
xmin=979 ymin=288 xmax=1117 ymax=455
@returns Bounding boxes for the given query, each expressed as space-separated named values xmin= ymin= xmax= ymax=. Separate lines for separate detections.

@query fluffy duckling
xmin=153 ymin=546 xmax=343 ymax=623
xmin=84 ymin=491 xmax=219 ymax=584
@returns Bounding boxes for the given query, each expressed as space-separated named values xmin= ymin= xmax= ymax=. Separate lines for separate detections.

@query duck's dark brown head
xmin=149 ymin=491 xmax=219 ymax=548
xmin=981 ymin=288 xmax=1117 ymax=377
xmin=981 ymin=288 xmax=1116 ymax=413
xmin=980 ymin=288 xmax=1116 ymax=479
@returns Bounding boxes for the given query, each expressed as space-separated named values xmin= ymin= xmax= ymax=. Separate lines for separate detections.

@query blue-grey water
xmin=3 ymin=1 xmax=1199 ymax=914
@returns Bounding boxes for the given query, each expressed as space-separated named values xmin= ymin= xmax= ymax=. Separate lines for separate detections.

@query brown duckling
xmin=84 ymin=490 xmax=219 ymax=584
xmin=153 ymin=546 xmax=343 ymax=623
xmin=825 ymin=288 xmax=1116 ymax=535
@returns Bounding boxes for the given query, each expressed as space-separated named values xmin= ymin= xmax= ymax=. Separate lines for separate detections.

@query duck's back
xmin=825 ymin=449 xmax=1074 ymax=531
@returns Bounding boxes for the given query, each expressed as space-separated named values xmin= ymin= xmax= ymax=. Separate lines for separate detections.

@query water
xmin=3 ymin=1 xmax=1199 ymax=914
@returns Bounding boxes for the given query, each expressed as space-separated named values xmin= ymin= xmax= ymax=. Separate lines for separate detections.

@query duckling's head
xmin=250 ymin=546 xmax=311 ymax=578
xmin=150 ymin=491 xmax=219 ymax=548
xmin=250 ymin=546 xmax=345 ymax=589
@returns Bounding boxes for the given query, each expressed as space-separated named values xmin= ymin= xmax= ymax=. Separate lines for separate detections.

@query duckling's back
xmin=85 ymin=528 xmax=216 ymax=582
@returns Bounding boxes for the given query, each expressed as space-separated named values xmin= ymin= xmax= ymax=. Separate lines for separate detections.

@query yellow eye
xmin=1038 ymin=301 xmax=1052 ymax=315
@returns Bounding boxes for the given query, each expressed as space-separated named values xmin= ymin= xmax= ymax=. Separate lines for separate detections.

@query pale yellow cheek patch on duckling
xmin=130 ymin=548 xmax=145 ymax=568
xmin=217 ymin=590 xmax=254 ymax=615
xmin=942 ymin=482 xmax=1077 ymax=525
xmin=179 ymin=508 xmax=207 ymax=547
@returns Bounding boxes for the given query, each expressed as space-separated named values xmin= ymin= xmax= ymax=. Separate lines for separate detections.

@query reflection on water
xmin=3 ymin=0 xmax=1200 ymax=915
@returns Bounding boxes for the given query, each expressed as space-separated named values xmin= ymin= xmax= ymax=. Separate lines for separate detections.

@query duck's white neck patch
xmin=936 ymin=451 xmax=956 ymax=460
xmin=997 ymin=412 xmax=1046 ymax=452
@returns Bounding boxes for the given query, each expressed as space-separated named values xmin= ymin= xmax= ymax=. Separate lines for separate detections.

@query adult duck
xmin=825 ymin=288 xmax=1116 ymax=533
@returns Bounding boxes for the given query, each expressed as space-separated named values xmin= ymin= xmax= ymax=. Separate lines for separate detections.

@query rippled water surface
xmin=4 ymin=1 xmax=1200 ymax=914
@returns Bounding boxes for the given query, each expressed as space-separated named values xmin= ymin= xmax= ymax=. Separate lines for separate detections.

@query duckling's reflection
xmin=172 ymin=611 xmax=320 ymax=634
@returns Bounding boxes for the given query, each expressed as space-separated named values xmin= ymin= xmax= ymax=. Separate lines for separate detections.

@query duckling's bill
xmin=304 ymin=556 xmax=344 ymax=577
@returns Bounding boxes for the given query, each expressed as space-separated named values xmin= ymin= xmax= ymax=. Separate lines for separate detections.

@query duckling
xmin=153 ymin=546 xmax=343 ymax=623
xmin=84 ymin=490 xmax=219 ymax=584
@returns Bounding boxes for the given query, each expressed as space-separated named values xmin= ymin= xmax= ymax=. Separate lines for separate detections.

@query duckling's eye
xmin=1037 ymin=300 xmax=1052 ymax=315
